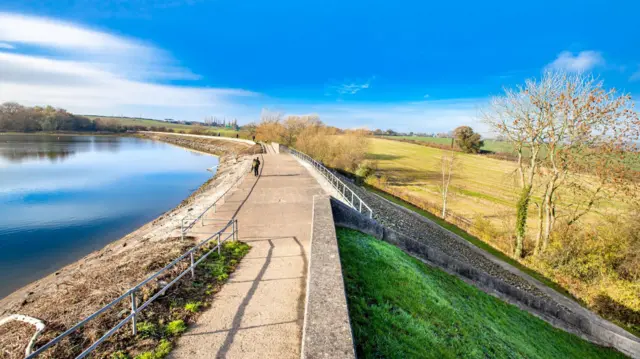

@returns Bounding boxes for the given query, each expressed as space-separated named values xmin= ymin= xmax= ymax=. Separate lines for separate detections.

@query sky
xmin=0 ymin=0 xmax=639 ymax=134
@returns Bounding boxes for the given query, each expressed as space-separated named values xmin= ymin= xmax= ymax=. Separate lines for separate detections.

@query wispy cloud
xmin=0 ymin=42 xmax=14 ymax=49
xmin=328 ymin=77 xmax=375 ymax=96
xmin=0 ymin=12 xmax=257 ymax=120
xmin=629 ymin=66 xmax=640 ymax=82
xmin=545 ymin=50 xmax=604 ymax=72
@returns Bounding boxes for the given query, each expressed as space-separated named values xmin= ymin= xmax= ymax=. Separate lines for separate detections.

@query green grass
xmin=337 ymin=227 xmax=625 ymax=359
xmin=384 ymin=136 xmax=516 ymax=154
xmin=362 ymin=184 xmax=579 ymax=302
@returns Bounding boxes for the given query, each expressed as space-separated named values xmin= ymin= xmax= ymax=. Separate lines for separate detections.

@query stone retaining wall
xmin=301 ymin=195 xmax=356 ymax=359
xmin=330 ymin=198 xmax=640 ymax=359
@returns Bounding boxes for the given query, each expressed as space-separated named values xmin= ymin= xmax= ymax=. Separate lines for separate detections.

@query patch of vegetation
xmin=134 ymin=339 xmax=172 ymax=359
xmin=136 ymin=322 xmax=159 ymax=339
xmin=98 ymin=240 xmax=250 ymax=359
xmin=184 ymin=301 xmax=202 ymax=313
xmin=164 ymin=320 xmax=187 ymax=337
xmin=336 ymin=228 xmax=625 ymax=359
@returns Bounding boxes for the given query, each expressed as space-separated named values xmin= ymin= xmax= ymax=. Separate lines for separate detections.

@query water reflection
xmin=0 ymin=134 xmax=217 ymax=298
xmin=0 ymin=134 xmax=124 ymax=163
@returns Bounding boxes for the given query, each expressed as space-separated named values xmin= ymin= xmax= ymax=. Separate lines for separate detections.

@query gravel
xmin=334 ymin=174 xmax=549 ymax=299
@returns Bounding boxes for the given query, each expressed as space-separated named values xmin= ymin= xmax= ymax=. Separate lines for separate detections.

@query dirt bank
xmin=0 ymin=134 xmax=258 ymax=358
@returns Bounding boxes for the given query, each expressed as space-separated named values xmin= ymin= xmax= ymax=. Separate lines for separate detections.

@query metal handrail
xmin=286 ymin=147 xmax=373 ymax=218
xmin=181 ymin=159 xmax=249 ymax=235
xmin=27 ymin=218 xmax=238 ymax=359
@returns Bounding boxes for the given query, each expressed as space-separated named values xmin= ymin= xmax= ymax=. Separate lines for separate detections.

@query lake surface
xmin=0 ymin=134 xmax=218 ymax=298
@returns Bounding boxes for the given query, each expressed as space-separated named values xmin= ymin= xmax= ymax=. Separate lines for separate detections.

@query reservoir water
xmin=0 ymin=134 xmax=218 ymax=298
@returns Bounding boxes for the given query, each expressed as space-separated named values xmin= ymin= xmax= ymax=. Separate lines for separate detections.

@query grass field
xmin=85 ymin=115 xmax=241 ymax=137
xmin=366 ymin=138 xmax=622 ymax=253
xmin=386 ymin=136 xmax=515 ymax=154
xmin=337 ymin=228 xmax=625 ymax=359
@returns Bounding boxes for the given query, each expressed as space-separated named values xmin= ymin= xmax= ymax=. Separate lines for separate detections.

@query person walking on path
xmin=252 ymin=157 xmax=261 ymax=176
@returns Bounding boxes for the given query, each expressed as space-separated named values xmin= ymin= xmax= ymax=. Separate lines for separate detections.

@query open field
xmin=385 ymin=136 xmax=516 ymax=154
xmin=85 ymin=115 xmax=241 ymax=137
xmin=366 ymin=138 xmax=623 ymax=249
xmin=337 ymin=228 xmax=625 ymax=359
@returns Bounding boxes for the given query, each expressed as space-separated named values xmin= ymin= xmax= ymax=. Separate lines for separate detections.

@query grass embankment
xmin=337 ymin=228 xmax=625 ymax=359
xmin=105 ymin=240 xmax=250 ymax=359
xmin=362 ymin=184 xmax=577 ymax=301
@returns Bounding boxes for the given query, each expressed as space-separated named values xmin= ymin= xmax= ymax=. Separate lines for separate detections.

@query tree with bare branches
xmin=438 ymin=150 xmax=457 ymax=219
xmin=484 ymin=71 xmax=640 ymax=258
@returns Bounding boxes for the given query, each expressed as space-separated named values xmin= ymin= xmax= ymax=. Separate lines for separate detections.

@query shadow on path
xmin=215 ymin=239 xmax=275 ymax=358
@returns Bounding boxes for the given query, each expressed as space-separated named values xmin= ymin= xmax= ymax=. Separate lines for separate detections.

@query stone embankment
xmin=334 ymin=174 xmax=547 ymax=298
xmin=0 ymin=134 xmax=254 ymax=358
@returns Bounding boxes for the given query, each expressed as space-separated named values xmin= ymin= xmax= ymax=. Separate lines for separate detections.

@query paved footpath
xmin=170 ymin=152 xmax=325 ymax=359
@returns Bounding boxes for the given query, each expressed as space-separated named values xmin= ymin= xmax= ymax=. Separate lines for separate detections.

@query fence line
xmin=26 ymin=161 xmax=251 ymax=358
xmin=285 ymin=147 xmax=373 ymax=218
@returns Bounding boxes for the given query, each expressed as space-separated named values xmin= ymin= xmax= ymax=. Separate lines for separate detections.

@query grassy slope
xmin=362 ymin=184 xmax=578 ymax=301
xmin=337 ymin=227 xmax=624 ymax=359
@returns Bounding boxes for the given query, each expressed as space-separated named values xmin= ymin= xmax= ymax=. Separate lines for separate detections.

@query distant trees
xmin=0 ymin=102 xmax=96 ymax=133
xmin=254 ymin=111 xmax=369 ymax=171
xmin=484 ymin=71 xmax=640 ymax=258
xmin=453 ymin=126 xmax=484 ymax=153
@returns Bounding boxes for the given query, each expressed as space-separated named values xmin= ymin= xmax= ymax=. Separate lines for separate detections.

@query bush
xmin=355 ymin=160 xmax=376 ymax=180
xmin=164 ymin=320 xmax=187 ymax=336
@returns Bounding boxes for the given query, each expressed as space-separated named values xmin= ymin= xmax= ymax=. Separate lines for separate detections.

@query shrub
xmin=184 ymin=301 xmax=202 ymax=313
xmin=355 ymin=160 xmax=376 ymax=180
xmin=164 ymin=320 xmax=187 ymax=336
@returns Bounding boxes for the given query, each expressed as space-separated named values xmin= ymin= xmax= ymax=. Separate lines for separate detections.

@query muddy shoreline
xmin=0 ymin=134 xmax=259 ymax=358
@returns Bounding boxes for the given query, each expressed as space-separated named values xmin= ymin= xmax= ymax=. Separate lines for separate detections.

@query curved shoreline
xmin=0 ymin=134 xmax=258 ymax=358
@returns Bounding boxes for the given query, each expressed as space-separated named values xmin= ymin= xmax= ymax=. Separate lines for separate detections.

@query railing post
xmin=131 ymin=292 xmax=137 ymax=336
xmin=217 ymin=233 xmax=221 ymax=255
xmin=351 ymin=191 xmax=354 ymax=206
xmin=359 ymin=200 xmax=362 ymax=213
xmin=190 ymin=252 xmax=195 ymax=278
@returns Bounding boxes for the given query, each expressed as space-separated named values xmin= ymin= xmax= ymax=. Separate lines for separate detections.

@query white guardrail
xmin=25 ymin=160 xmax=250 ymax=359
xmin=286 ymin=147 xmax=373 ymax=218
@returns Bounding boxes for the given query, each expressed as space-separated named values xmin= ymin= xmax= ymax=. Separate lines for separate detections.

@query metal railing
xmin=286 ymin=147 xmax=373 ymax=218
xmin=26 ymin=161 xmax=252 ymax=359
xmin=180 ymin=159 xmax=250 ymax=236
xmin=26 ymin=218 xmax=238 ymax=359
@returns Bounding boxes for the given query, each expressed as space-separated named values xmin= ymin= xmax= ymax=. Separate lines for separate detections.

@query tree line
xmin=0 ymin=103 xmax=151 ymax=133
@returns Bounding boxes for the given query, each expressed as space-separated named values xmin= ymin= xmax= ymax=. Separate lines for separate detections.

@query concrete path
xmin=170 ymin=153 xmax=325 ymax=359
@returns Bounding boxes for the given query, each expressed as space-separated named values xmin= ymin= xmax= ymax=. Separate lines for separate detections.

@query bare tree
xmin=438 ymin=150 xmax=457 ymax=219
xmin=484 ymin=71 xmax=640 ymax=257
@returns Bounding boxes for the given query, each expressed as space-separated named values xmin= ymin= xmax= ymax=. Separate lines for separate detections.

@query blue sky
xmin=0 ymin=0 xmax=639 ymax=133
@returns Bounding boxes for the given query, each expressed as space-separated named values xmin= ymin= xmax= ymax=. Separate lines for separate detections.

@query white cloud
xmin=0 ymin=12 xmax=149 ymax=55
xmin=0 ymin=42 xmax=14 ymax=49
xmin=0 ymin=12 xmax=258 ymax=121
xmin=329 ymin=77 xmax=375 ymax=96
xmin=546 ymin=50 xmax=604 ymax=72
